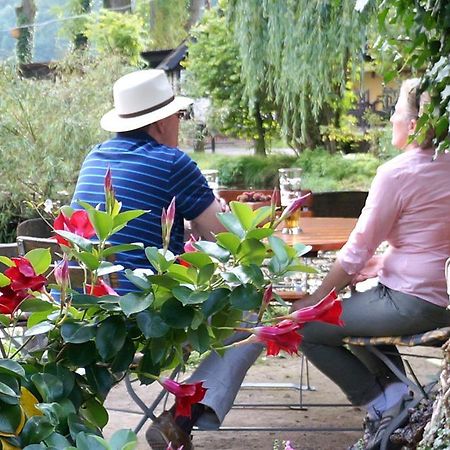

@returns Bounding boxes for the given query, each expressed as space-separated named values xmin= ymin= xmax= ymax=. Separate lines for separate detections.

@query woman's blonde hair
xmin=400 ymin=78 xmax=433 ymax=148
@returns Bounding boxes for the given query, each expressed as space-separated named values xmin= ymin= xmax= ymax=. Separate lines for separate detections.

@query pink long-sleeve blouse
xmin=338 ymin=146 xmax=450 ymax=307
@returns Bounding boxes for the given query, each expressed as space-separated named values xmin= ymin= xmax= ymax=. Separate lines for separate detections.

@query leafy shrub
xmin=0 ymin=54 xmax=132 ymax=242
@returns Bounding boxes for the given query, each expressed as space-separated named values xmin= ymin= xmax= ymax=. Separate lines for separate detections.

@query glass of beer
xmin=278 ymin=168 xmax=303 ymax=234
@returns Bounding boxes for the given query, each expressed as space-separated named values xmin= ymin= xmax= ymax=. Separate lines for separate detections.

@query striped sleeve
xmin=169 ymin=150 xmax=215 ymax=220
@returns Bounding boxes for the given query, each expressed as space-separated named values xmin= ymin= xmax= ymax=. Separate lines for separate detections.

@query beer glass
xmin=278 ymin=168 xmax=303 ymax=234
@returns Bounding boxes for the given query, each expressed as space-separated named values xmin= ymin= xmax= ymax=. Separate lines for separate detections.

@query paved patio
xmin=104 ymin=346 xmax=442 ymax=450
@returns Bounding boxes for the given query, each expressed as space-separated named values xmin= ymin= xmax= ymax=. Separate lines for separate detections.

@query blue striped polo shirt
xmin=71 ymin=130 xmax=215 ymax=294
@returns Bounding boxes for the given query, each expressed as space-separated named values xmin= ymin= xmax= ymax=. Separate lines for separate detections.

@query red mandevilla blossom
xmin=5 ymin=257 xmax=47 ymax=292
xmin=289 ymin=289 xmax=344 ymax=327
xmin=253 ymin=320 xmax=302 ymax=356
xmin=161 ymin=378 xmax=207 ymax=418
xmin=86 ymin=279 xmax=118 ymax=297
xmin=54 ymin=210 xmax=96 ymax=246
xmin=0 ymin=285 xmax=28 ymax=314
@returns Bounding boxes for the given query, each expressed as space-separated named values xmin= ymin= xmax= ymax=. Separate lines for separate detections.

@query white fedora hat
xmin=100 ymin=69 xmax=193 ymax=132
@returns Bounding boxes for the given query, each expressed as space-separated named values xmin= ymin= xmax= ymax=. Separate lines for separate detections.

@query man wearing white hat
xmin=72 ymin=69 xmax=261 ymax=450
xmin=72 ymin=69 xmax=225 ymax=294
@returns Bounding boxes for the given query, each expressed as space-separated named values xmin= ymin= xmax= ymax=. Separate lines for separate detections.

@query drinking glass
xmin=278 ymin=168 xmax=303 ymax=234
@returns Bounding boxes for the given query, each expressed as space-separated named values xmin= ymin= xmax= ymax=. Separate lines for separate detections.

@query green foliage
xmin=0 ymin=54 xmax=131 ymax=242
xmin=228 ymin=0 xmax=369 ymax=150
xmin=363 ymin=0 xmax=450 ymax=153
xmin=191 ymin=150 xmax=380 ymax=191
xmin=0 ymin=180 xmax=315 ymax=446
xmin=148 ymin=0 xmax=189 ymax=50
xmin=185 ymin=3 xmax=279 ymax=155
xmin=84 ymin=9 xmax=148 ymax=65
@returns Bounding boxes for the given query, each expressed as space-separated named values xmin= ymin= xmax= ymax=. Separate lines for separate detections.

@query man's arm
xmin=189 ymin=199 xmax=226 ymax=241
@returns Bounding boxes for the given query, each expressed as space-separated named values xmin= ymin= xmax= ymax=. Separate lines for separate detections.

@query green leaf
xmin=31 ymin=373 xmax=64 ymax=402
xmin=102 ymin=243 xmax=144 ymax=258
xmin=193 ymin=241 xmax=230 ymax=263
xmin=43 ymin=432 xmax=71 ymax=448
xmin=217 ymin=212 xmax=245 ymax=238
xmin=72 ymin=251 xmax=99 ymax=271
xmin=112 ymin=209 xmax=147 ymax=231
xmin=19 ymin=298 xmax=54 ymax=313
xmin=160 ymin=298 xmax=195 ymax=328
xmin=136 ymin=311 xmax=170 ymax=338
xmin=80 ymin=398 xmax=109 ymax=429
xmin=250 ymin=205 xmax=272 ymax=228
xmin=178 ymin=252 xmax=213 ymax=268
xmin=215 ymin=232 xmax=241 ymax=254
xmin=119 ymin=292 xmax=154 ymax=317
xmin=61 ymin=322 xmax=97 ymax=344
xmin=293 ymin=243 xmax=312 ymax=257
xmin=95 ymin=262 xmax=124 ymax=277
xmin=109 ymin=429 xmax=138 ymax=450
xmin=23 ymin=444 xmax=47 ymax=450
xmin=147 ymin=274 xmax=178 ymax=290
xmin=87 ymin=210 xmax=113 ymax=241
xmin=76 ymin=432 xmax=110 ymax=450
xmin=0 ymin=380 xmax=19 ymax=399
xmin=285 ymin=263 xmax=318 ymax=274
xmin=85 ymin=365 xmax=113 ymax=401
xmin=0 ymin=360 xmax=25 ymax=379
xmin=38 ymin=399 xmax=76 ymax=428
xmin=187 ymin=324 xmax=210 ymax=354
xmin=246 ymin=228 xmax=274 ymax=240
xmin=125 ymin=269 xmax=152 ymax=290
xmin=24 ymin=321 xmax=55 ymax=337
xmin=110 ymin=338 xmax=135 ymax=373
xmin=201 ymin=288 xmax=230 ymax=317
xmin=197 ymin=263 xmax=215 ymax=286
xmin=236 ymin=238 xmax=267 ymax=265
xmin=76 ymin=201 xmax=95 ymax=212
xmin=167 ymin=264 xmax=196 ymax=284
xmin=0 ymin=256 xmax=14 ymax=267
xmin=0 ymin=403 xmax=22 ymax=435
xmin=21 ymin=416 xmax=55 ymax=447
xmin=230 ymin=284 xmax=261 ymax=311
xmin=25 ymin=248 xmax=52 ymax=275
xmin=231 ymin=264 xmax=265 ymax=286
xmin=268 ymin=236 xmax=289 ymax=265
xmin=55 ymin=231 xmax=93 ymax=251
xmin=0 ymin=314 xmax=11 ymax=326
xmin=64 ymin=342 xmax=98 ymax=367
xmin=0 ymin=273 xmax=11 ymax=287
xmin=96 ymin=316 xmax=127 ymax=361
xmin=172 ymin=287 xmax=209 ymax=305
xmin=230 ymin=201 xmax=254 ymax=230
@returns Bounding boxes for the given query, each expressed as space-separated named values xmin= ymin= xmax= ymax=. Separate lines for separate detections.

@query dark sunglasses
xmin=177 ymin=110 xmax=188 ymax=120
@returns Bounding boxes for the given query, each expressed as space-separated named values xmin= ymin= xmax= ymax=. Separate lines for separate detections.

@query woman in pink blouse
xmin=297 ymin=79 xmax=450 ymax=450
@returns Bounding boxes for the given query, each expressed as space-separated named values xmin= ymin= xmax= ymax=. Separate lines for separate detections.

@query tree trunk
xmin=186 ymin=0 xmax=204 ymax=31
xmin=15 ymin=0 xmax=36 ymax=64
xmin=103 ymin=0 xmax=131 ymax=12
xmin=253 ymin=101 xmax=266 ymax=157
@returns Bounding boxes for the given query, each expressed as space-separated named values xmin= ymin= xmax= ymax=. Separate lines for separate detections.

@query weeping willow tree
xmin=228 ymin=0 xmax=368 ymax=151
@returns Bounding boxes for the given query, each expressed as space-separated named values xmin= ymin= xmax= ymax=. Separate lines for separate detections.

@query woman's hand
xmin=351 ymin=254 xmax=383 ymax=285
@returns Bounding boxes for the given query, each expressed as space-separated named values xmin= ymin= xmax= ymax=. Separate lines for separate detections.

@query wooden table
xmin=275 ymin=217 xmax=357 ymax=252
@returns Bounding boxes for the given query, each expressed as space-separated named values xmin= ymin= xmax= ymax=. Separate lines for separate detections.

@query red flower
xmin=0 ymin=285 xmax=28 ymax=314
xmin=5 ymin=257 xmax=47 ymax=292
xmin=289 ymin=289 xmax=344 ymax=326
xmin=86 ymin=279 xmax=118 ymax=297
xmin=253 ymin=320 xmax=302 ymax=356
xmin=161 ymin=379 xmax=207 ymax=418
xmin=54 ymin=210 xmax=96 ymax=246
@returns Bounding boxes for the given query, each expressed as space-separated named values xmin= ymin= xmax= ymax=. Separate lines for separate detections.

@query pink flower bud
xmin=166 ymin=197 xmax=176 ymax=228
xmin=279 ymin=192 xmax=311 ymax=223
xmin=184 ymin=234 xmax=198 ymax=253
xmin=54 ymin=257 xmax=69 ymax=289
xmin=262 ymin=284 xmax=273 ymax=305
xmin=104 ymin=167 xmax=113 ymax=193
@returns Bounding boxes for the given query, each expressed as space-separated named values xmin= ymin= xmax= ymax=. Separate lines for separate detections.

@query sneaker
xmin=348 ymin=414 xmax=381 ymax=450
xmin=146 ymin=411 xmax=194 ymax=450
xmin=365 ymin=394 xmax=414 ymax=450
